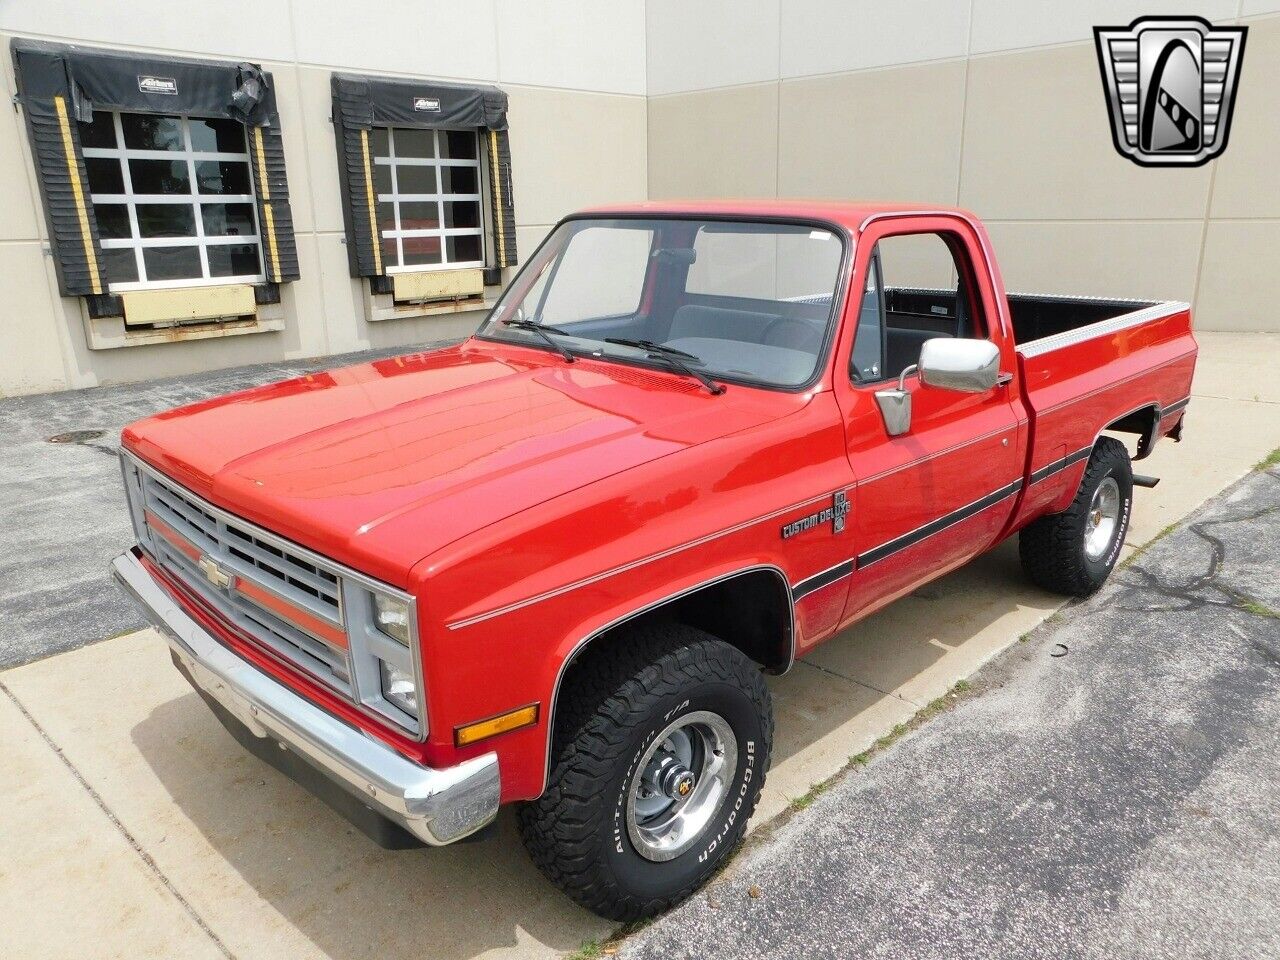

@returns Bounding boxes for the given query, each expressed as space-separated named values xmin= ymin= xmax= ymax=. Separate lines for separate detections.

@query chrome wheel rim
xmin=626 ymin=710 xmax=737 ymax=862
xmin=1085 ymin=476 xmax=1121 ymax=560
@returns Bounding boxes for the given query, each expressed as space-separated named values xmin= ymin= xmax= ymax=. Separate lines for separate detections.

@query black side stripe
xmin=856 ymin=480 xmax=1023 ymax=569
xmin=1029 ymin=445 xmax=1093 ymax=485
xmin=792 ymin=560 xmax=854 ymax=600
xmin=1162 ymin=396 xmax=1190 ymax=416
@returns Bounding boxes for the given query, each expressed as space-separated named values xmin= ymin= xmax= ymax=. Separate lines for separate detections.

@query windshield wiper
xmin=603 ymin=338 xmax=725 ymax=395
xmin=502 ymin=318 xmax=575 ymax=362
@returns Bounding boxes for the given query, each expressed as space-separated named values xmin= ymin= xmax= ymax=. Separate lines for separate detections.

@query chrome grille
xmin=133 ymin=462 xmax=352 ymax=696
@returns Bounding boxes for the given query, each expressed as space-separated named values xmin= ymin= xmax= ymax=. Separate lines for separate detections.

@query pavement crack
xmin=1117 ymin=501 xmax=1280 ymax=620
xmin=0 ymin=680 xmax=238 ymax=960
xmin=796 ymin=658 xmax=916 ymax=705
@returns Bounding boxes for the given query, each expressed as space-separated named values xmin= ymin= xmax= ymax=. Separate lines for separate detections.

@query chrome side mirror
xmin=918 ymin=338 xmax=1001 ymax=393
xmin=874 ymin=364 xmax=916 ymax=437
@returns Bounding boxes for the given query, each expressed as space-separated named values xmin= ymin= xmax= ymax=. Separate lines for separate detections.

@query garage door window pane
xmin=398 ymin=202 xmax=439 ymax=231
xmin=201 ymin=203 xmax=256 ymax=237
xmin=136 ymin=204 xmax=196 ymax=238
xmin=196 ymin=161 xmax=251 ymax=195
xmin=102 ymin=248 xmax=138 ymax=283
xmin=121 ymin=114 xmax=183 ymax=151
xmin=441 ymin=130 xmax=477 ymax=159
xmin=207 ymin=243 xmax=261 ymax=278
xmin=130 ymin=159 xmax=190 ymax=194
xmin=395 ymin=128 xmax=435 ymax=158
xmin=395 ymin=165 xmax=438 ymax=195
xmin=440 ymin=166 xmax=477 ymax=195
xmin=79 ymin=111 xmax=117 ymax=149
xmin=403 ymin=237 xmax=443 ymax=265
xmin=446 ymin=235 xmax=482 ymax=264
xmin=86 ymin=157 xmax=124 ymax=194
xmin=444 ymin=201 xmax=479 ymax=229
xmin=188 ymin=118 xmax=247 ymax=153
xmin=143 ymin=246 xmax=202 ymax=280
xmin=94 ymin=203 xmax=131 ymax=240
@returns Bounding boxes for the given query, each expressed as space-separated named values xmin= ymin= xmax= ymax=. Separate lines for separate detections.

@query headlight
xmin=373 ymin=593 xmax=410 ymax=645
xmin=380 ymin=659 xmax=418 ymax=716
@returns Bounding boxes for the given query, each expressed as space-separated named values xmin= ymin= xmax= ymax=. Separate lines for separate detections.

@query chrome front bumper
xmin=111 ymin=548 xmax=500 ymax=846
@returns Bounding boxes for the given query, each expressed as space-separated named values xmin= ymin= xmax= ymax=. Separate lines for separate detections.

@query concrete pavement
xmin=625 ymin=460 xmax=1280 ymax=960
xmin=0 ymin=332 xmax=1277 ymax=959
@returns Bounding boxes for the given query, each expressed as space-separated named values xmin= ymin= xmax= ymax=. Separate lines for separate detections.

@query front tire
xmin=517 ymin=623 xmax=772 ymax=921
xmin=1019 ymin=435 xmax=1133 ymax=596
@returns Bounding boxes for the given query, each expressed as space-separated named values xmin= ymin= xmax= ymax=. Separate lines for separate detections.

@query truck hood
xmin=123 ymin=341 xmax=800 ymax=585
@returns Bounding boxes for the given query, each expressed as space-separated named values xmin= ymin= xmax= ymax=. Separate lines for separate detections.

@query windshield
xmin=477 ymin=217 xmax=845 ymax=389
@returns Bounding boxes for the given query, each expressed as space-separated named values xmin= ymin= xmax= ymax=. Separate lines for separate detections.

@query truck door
xmin=833 ymin=218 xmax=1023 ymax=624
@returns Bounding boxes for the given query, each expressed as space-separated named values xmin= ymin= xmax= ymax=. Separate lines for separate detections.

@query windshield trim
xmin=474 ymin=212 xmax=853 ymax=394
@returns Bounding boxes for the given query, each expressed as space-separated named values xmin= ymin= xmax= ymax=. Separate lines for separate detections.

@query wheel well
xmin=558 ymin=568 xmax=793 ymax=695
xmin=1104 ymin=404 xmax=1160 ymax=460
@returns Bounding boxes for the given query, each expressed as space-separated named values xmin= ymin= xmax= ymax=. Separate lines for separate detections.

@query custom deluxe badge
xmin=781 ymin=491 xmax=850 ymax=539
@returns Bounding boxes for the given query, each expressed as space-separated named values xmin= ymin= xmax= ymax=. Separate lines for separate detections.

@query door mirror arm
xmin=874 ymin=364 xmax=917 ymax=438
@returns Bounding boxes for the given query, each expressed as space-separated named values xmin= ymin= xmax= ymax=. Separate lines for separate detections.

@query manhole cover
xmin=48 ymin=429 xmax=105 ymax=444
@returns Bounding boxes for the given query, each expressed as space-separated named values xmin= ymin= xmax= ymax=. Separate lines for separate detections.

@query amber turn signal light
xmin=454 ymin=703 xmax=539 ymax=747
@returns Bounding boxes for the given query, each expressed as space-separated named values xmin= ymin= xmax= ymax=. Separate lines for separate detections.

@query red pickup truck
xmin=113 ymin=200 xmax=1195 ymax=920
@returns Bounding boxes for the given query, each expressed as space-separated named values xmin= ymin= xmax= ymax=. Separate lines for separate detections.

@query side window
xmin=853 ymin=232 xmax=984 ymax=383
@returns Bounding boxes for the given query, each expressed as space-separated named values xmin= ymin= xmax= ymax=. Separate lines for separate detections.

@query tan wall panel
xmin=983 ymin=220 xmax=1201 ymax=303
xmin=648 ymin=84 xmax=779 ymax=199
xmin=778 ymin=60 xmax=965 ymax=205
xmin=1195 ymin=220 xmax=1280 ymax=332
xmin=961 ymin=43 xmax=1212 ymax=220
xmin=1209 ymin=16 xmax=1280 ymax=218
xmin=279 ymin=232 xmax=332 ymax=359
xmin=506 ymin=86 xmax=648 ymax=227
xmin=0 ymin=41 xmax=41 ymax=242
xmin=0 ymin=243 xmax=68 ymax=395
xmin=311 ymin=232 xmax=367 ymax=354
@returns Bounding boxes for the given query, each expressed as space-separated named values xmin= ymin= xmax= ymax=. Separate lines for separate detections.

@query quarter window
xmin=78 ymin=111 xmax=263 ymax=290
xmin=371 ymin=127 xmax=485 ymax=272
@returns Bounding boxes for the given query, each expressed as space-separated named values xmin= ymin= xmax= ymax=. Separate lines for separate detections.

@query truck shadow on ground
xmin=128 ymin=537 xmax=1058 ymax=960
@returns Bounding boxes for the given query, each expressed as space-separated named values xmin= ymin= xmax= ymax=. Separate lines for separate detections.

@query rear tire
xmin=517 ymin=623 xmax=772 ymax=921
xmin=1019 ymin=436 xmax=1133 ymax=596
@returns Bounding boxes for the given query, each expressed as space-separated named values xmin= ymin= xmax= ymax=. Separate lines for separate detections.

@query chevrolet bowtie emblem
xmin=197 ymin=554 xmax=234 ymax=590
xmin=1094 ymin=16 xmax=1247 ymax=167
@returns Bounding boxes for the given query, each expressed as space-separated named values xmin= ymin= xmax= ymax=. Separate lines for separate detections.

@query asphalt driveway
xmin=625 ymin=462 xmax=1280 ymax=960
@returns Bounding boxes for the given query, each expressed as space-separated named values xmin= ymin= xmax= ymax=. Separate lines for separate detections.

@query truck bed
xmin=884 ymin=286 xmax=1187 ymax=365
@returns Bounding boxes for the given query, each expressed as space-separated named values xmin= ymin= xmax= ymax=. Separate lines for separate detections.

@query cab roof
xmin=576 ymin=199 xmax=974 ymax=233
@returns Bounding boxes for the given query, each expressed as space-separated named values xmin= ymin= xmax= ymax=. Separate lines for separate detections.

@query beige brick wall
xmin=647 ymin=2 xmax=1280 ymax=333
